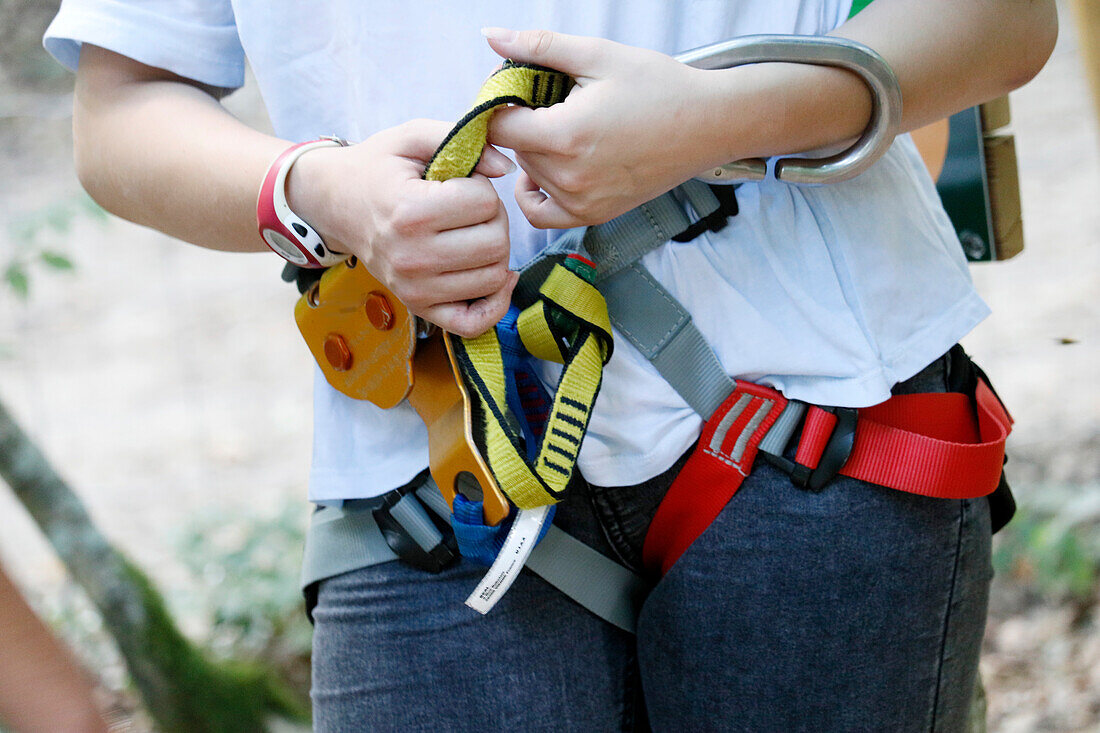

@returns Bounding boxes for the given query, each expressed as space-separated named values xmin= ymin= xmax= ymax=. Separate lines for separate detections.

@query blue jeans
xmin=310 ymin=351 xmax=992 ymax=731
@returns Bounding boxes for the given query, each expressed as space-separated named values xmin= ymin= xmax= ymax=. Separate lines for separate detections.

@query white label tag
xmin=464 ymin=506 xmax=551 ymax=615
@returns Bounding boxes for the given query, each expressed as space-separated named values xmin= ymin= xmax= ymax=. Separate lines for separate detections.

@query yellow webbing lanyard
xmin=425 ymin=62 xmax=613 ymax=510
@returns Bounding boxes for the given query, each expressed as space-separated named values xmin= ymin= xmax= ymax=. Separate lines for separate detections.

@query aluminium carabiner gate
xmin=676 ymin=34 xmax=903 ymax=185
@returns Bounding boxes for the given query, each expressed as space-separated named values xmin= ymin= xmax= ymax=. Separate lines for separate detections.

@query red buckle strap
xmin=642 ymin=377 xmax=1014 ymax=577
xmin=830 ymin=378 xmax=1013 ymax=499
xmin=642 ymin=381 xmax=787 ymax=576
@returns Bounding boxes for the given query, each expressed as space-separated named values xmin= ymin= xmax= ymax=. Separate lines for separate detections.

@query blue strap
xmin=496 ymin=305 xmax=552 ymax=460
xmin=451 ymin=307 xmax=558 ymax=566
xmin=452 ymin=495 xmax=555 ymax=566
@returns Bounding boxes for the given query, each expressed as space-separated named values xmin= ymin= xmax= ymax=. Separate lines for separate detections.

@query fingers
xmin=401 ymin=174 xmax=502 ymax=232
xmin=403 ymin=264 xmax=515 ymax=310
xmin=421 ymin=271 xmax=519 ymax=338
xmin=473 ymin=144 xmax=517 ymax=178
xmin=381 ymin=118 xmax=457 ymax=163
xmin=513 ymin=171 xmax=586 ymax=229
xmin=379 ymin=120 xmax=515 ymax=179
xmin=488 ymin=105 xmax=565 ymax=156
xmin=409 ymin=207 xmax=510 ymax=272
xmin=481 ymin=28 xmax=605 ymax=79
xmin=381 ymin=196 xmax=514 ymax=328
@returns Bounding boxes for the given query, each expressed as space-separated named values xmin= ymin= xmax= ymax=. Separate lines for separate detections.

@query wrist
xmin=256 ymin=137 xmax=349 ymax=267
xmin=285 ymin=144 xmax=348 ymax=253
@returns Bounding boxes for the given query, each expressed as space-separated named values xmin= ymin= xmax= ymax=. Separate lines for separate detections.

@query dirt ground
xmin=1 ymin=2 xmax=1098 ymax=731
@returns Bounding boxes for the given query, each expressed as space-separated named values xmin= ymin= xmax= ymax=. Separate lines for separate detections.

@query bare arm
xmin=74 ymin=46 xmax=286 ymax=253
xmin=486 ymin=0 xmax=1058 ymax=228
xmin=74 ymin=46 xmax=518 ymax=336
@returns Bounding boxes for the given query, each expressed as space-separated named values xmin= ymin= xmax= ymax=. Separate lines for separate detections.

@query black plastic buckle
xmin=371 ymin=481 xmax=458 ymax=574
xmin=790 ymin=406 xmax=859 ymax=493
xmin=671 ymin=185 xmax=740 ymax=243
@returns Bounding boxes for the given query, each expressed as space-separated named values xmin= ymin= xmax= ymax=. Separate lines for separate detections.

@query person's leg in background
xmin=0 ymin=563 xmax=109 ymax=733
xmin=1072 ymin=0 xmax=1100 ymax=126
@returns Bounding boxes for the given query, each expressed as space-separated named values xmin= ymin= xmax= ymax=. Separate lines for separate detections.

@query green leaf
xmin=39 ymin=251 xmax=75 ymax=271
xmin=45 ymin=203 xmax=74 ymax=233
xmin=79 ymin=195 xmax=109 ymax=221
xmin=8 ymin=220 xmax=37 ymax=243
xmin=4 ymin=264 xmax=29 ymax=299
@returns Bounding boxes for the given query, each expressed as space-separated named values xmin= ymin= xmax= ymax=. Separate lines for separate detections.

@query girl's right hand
xmin=288 ymin=119 xmax=517 ymax=338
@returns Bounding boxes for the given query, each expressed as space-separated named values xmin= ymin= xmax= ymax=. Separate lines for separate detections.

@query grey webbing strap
xmin=676 ymin=178 xmax=729 ymax=220
xmin=525 ymin=527 xmax=647 ymax=633
xmin=515 ymin=180 xmax=722 ymax=302
xmin=757 ymin=400 xmax=808 ymax=456
xmin=390 ymin=493 xmax=444 ymax=551
xmin=600 ymin=264 xmax=734 ymax=418
xmin=416 ymin=481 xmax=644 ymax=632
xmin=301 ymin=479 xmax=648 ymax=632
xmin=584 ymin=193 xmax=691 ymax=278
xmin=300 ymin=504 xmax=398 ymax=589
xmin=514 ymin=180 xmax=735 ymax=419
xmin=582 ymin=180 xmax=718 ymax=279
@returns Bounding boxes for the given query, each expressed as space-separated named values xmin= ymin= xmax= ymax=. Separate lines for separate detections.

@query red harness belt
xmin=642 ymin=378 xmax=1014 ymax=576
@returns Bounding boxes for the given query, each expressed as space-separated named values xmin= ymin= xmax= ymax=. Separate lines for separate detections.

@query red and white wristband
xmin=257 ymin=136 xmax=348 ymax=268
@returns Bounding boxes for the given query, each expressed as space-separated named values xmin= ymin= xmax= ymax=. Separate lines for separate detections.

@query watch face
xmin=263 ymin=228 xmax=310 ymax=266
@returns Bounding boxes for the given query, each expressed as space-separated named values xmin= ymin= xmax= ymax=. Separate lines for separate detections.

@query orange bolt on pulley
xmin=323 ymin=334 xmax=353 ymax=372
xmin=365 ymin=292 xmax=395 ymax=331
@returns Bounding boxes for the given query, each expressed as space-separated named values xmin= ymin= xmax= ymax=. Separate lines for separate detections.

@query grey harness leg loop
xmin=302 ymin=475 xmax=649 ymax=632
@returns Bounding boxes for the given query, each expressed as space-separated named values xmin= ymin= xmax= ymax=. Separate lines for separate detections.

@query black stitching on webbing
xmin=452 ymin=336 xmax=568 ymax=497
xmin=531 ymin=74 xmax=541 ymax=105
xmin=546 ymin=442 xmax=575 ymax=460
xmin=558 ymin=412 xmax=585 ymax=429
xmin=551 ymin=427 xmax=581 ymax=445
xmin=423 ymin=94 xmax=531 ymax=178
xmin=453 ymin=343 xmax=521 ymax=444
xmin=542 ymin=457 xmax=570 ymax=476
xmin=422 ymin=93 xmax=530 ymax=177
xmin=559 ymin=395 xmax=588 ymax=413
xmin=501 ymin=60 xmax=558 ymax=73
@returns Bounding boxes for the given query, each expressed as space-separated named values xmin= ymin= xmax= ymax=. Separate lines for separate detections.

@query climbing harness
xmin=642 ymin=364 xmax=1014 ymax=575
xmin=292 ymin=34 xmax=1013 ymax=628
xmin=301 ymin=470 xmax=647 ymax=632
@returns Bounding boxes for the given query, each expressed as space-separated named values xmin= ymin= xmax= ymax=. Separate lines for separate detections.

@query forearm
xmin=700 ymin=0 xmax=1058 ymax=166
xmin=74 ymin=45 xmax=288 ymax=253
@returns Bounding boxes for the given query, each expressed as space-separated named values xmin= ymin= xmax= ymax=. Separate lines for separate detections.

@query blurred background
xmin=1 ymin=0 xmax=1097 ymax=730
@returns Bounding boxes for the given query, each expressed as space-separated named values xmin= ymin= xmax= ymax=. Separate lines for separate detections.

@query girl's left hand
xmin=484 ymin=28 xmax=729 ymax=229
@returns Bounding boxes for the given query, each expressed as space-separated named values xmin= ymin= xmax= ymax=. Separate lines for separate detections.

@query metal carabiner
xmin=675 ymin=35 xmax=902 ymax=185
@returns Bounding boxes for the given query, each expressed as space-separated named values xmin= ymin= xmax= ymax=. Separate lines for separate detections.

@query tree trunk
xmin=0 ymin=398 xmax=307 ymax=732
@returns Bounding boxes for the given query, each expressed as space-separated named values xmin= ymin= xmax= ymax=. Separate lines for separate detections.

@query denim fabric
xmin=310 ymin=478 xmax=646 ymax=732
xmin=634 ymin=449 xmax=990 ymax=733
xmin=310 ymin=350 xmax=993 ymax=731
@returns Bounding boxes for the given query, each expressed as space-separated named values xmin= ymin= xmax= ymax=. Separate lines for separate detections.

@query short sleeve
xmin=43 ymin=0 xmax=246 ymax=89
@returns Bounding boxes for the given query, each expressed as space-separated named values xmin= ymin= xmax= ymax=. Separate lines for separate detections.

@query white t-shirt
xmin=45 ymin=0 xmax=989 ymax=498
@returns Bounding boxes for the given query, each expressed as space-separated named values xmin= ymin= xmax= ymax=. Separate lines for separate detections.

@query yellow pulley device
xmin=295 ymin=62 xmax=612 ymax=525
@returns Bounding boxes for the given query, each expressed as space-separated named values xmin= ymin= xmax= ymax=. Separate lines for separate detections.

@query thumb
xmin=481 ymin=27 xmax=604 ymax=78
